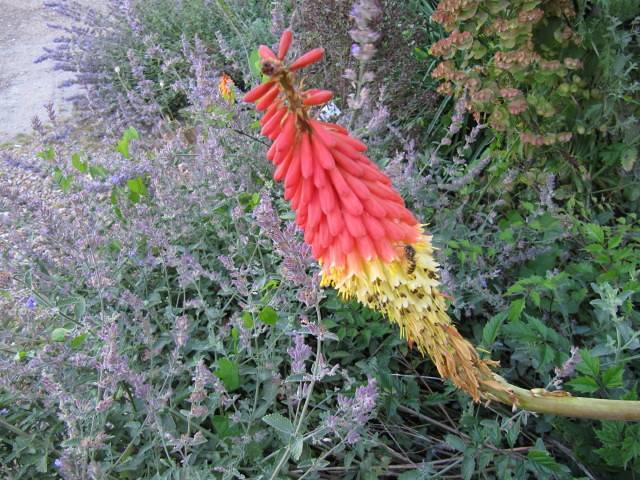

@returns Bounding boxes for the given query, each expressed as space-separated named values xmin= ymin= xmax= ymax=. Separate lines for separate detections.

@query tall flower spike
xmin=242 ymin=30 xmax=640 ymax=421
xmin=243 ymin=29 xmax=498 ymax=401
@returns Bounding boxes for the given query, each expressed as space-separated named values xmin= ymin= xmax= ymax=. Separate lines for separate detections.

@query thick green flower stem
xmin=484 ymin=375 xmax=640 ymax=421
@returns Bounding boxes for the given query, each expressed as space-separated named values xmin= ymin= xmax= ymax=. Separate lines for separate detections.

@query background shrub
xmin=39 ymin=0 xmax=273 ymax=133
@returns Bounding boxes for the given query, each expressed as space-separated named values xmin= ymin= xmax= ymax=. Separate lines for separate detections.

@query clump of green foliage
xmin=430 ymin=0 xmax=583 ymax=146
xmin=409 ymin=0 xmax=640 ymax=477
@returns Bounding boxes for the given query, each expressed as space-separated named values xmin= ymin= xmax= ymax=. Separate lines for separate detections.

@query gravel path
xmin=0 ymin=0 xmax=100 ymax=142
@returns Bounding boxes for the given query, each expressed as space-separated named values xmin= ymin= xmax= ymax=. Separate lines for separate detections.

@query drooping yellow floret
xmin=321 ymin=233 xmax=496 ymax=401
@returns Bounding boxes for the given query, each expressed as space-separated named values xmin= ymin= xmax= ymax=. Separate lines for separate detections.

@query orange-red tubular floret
xmin=289 ymin=48 xmax=325 ymax=71
xmin=258 ymin=45 xmax=278 ymax=60
xmin=278 ymin=29 xmax=293 ymax=59
xmin=243 ymin=81 xmax=275 ymax=103
xmin=303 ymin=90 xmax=333 ymax=106
xmin=245 ymin=110 xmax=419 ymax=276
xmin=242 ymin=36 xmax=422 ymax=275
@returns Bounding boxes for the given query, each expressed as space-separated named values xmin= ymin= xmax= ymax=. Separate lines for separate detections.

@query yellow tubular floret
xmin=321 ymin=233 xmax=497 ymax=401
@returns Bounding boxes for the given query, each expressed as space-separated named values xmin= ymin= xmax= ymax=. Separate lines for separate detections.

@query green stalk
xmin=484 ymin=375 xmax=640 ymax=421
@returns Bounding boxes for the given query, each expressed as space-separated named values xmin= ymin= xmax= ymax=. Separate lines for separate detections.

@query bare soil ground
xmin=0 ymin=0 xmax=101 ymax=142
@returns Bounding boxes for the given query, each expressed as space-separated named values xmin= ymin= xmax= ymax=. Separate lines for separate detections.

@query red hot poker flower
xmin=243 ymin=29 xmax=498 ymax=401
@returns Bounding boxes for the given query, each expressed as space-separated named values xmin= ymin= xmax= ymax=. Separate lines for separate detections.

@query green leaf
xmin=576 ymin=349 xmax=600 ymax=377
xmin=70 ymin=333 xmax=88 ymax=349
xmin=215 ymin=358 xmax=241 ymax=391
xmin=482 ymin=311 xmax=507 ymax=346
xmin=595 ymin=421 xmax=624 ymax=445
xmin=37 ymin=146 xmax=55 ymax=161
xmin=444 ymin=434 xmax=466 ymax=452
xmin=527 ymin=448 xmax=563 ymax=473
xmin=212 ymin=415 xmax=241 ymax=439
xmin=507 ymin=298 xmax=525 ymax=322
xmin=89 ymin=164 xmax=108 ymax=179
xmin=461 ymin=455 xmax=476 ymax=480
xmin=74 ymin=297 xmax=86 ymax=321
xmin=249 ymin=49 xmax=262 ymax=79
xmin=621 ymin=145 xmax=637 ymax=171
xmin=583 ymin=223 xmax=605 ymax=244
xmin=622 ymin=428 xmax=640 ymax=467
xmin=241 ymin=312 xmax=254 ymax=329
xmin=127 ymin=177 xmax=148 ymax=196
xmin=503 ymin=416 xmax=521 ymax=447
xmin=602 ymin=365 xmax=624 ymax=389
xmin=71 ymin=153 xmax=88 ymax=173
xmin=36 ymin=451 xmax=48 ymax=473
xmin=291 ymin=435 xmax=303 ymax=461
xmin=258 ymin=306 xmax=278 ymax=326
xmin=566 ymin=375 xmax=599 ymax=394
xmin=115 ymin=127 xmax=140 ymax=159
xmin=262 ymin=413 xmax=294 ymax=435
xmin=51 ymin=328 xmax=70 ymax=342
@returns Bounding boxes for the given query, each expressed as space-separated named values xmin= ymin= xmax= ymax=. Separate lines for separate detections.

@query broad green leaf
xmin=583 ymin=223 xmax=605 ymax=244
xmin=482 ymin=311 xmax=507 ymax=346
xmin=70 ymin=333 xmax=88 ymax=349
xmin=527 ymin=447 xmax=565 ymax=473
xmin=241 ymin=312 xmax=254 ymax=329
xmin=291 ymin=435 xmax=303 ymax=461
xmin=259 ymin=306 xmax=278 ymax=326
xmin=530 ymin=290 xmax=541 ymax=307
xmin=576 ymin=349 xmax=600 ymax=377
xmin=212 ymin=415 xmax=241 ymax=439
xmin=127 ymin=177 xmax=148 ymax=196
xmin=622 ymin=430 xmax=640 ymax=467
xmin=115 ymin=126 xmax=139 ymax=159
xmin=74 ymin=297 xmax=86 ymax=321
xmin=71 ymin=153 xmax=88 ymax=173
xmin=249 ymin=49 xmax=261 ymax=79
xmin=602 ymin=365 xmax=624 ymax=389
xmin=51 ymin=328 xmax=70 ymax=342
xmin=567 ymin=375 xmax=599 ymax=394
xmin=621 ymin=145 xmax=637 ymax=171
xmin=37 ymin=146 xmax=55 ymax=161
xmin=444 ymin=434 xmax=466 ymax=452
xmin=507 ymin=298 xmax=525 ymax=322
xmin=462 ymin=454 xmax=476 ymax=480
xmin=262 ymin=413 xmax=294 ymax=435
xmin=215 ymin=358 xmax=241 ymax=391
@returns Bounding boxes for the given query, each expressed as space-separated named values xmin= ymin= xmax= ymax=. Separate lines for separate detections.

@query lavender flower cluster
xmin=325 ymin=377 xmax=378 ymax=444
xmin=343 ymin=0 xmax=383 ymax=125
xmin=253 ymin=192 xmax=324 ymax=308
xmin=37 ymin=0 xmax=270 ymax=134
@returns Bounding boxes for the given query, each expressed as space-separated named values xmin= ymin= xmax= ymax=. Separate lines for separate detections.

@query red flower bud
xmin=243 ymin=81 xmax=275 ymax=103
xmin=256 ymin=85 xmax=280 ymax=111
xmin=278 ymin=29 xmax=293 ymax=59
xmin=289 ymin=48 xmax=325 ymax=71
xmin=303 ymin=90 xmax=333 ymax=106
xmin=258 ymin=45 xmax=277 ymax=60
